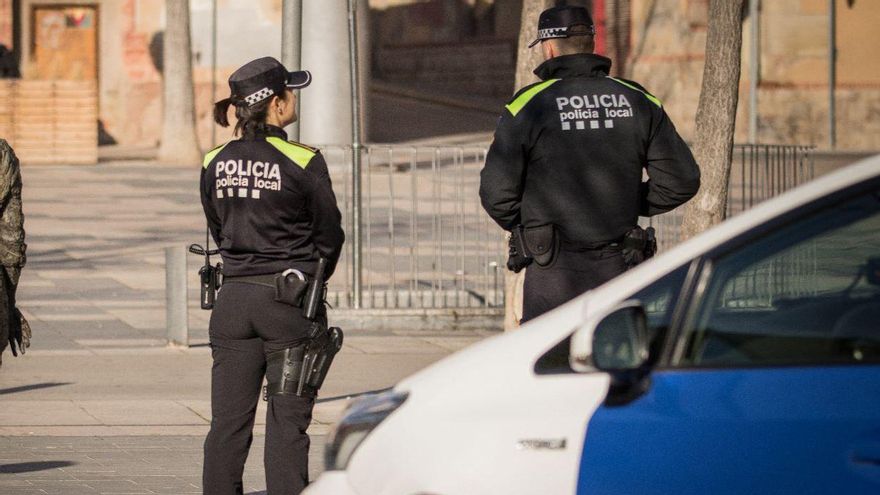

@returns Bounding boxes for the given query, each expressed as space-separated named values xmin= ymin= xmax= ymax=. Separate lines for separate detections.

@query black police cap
xmin=528 ymin=5 xmax=595 ymax=48
xmin=228 ymin=56 xmax=312 ymax=107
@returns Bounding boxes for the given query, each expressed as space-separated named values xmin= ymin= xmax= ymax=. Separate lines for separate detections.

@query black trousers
xmin=522 ymin=246 xmax=627 ymax=323
xmin=203 ymin=282 xmax=316 ymax=495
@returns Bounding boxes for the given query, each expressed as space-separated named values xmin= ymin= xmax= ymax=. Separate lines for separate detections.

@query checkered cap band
xmin=538 ymin=27 xmax=568 ymax=40
xmin=244 ymin=87 xmax=274 ymax=106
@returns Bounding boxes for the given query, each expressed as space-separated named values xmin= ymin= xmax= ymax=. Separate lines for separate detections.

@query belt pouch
xmin=274 ymin=273 xmax=309 ymax=307
xmin=523 ymin=224 xmax=558 ymax=267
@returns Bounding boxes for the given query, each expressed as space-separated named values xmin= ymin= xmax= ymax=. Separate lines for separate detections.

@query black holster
xmin=300 ymin=325 xmax=344 ymax=393
xmin=199 ymin=264 xmax=222 ymax=310
xmin=522 ymin=224 xmax=559 ymax=268
xmin=622 ymin=226 xmax=657 ymax=269
xmin=264 ymin=344 xmax=314 ymax=399
xmin=263 ymin=324 xmax=344 ymax=400
xmin=274 ymin=271 xmax=309 ymax=307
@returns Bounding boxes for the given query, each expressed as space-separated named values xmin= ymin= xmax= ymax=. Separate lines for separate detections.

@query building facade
xmin=627 ymin=0 xmax=880 ymax=150
xmin=0 ymin=0 xmax=877 ymax=151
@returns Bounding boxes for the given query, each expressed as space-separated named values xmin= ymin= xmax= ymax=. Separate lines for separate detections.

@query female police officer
xmin=200 ymin=57 xmax=344 ymax=494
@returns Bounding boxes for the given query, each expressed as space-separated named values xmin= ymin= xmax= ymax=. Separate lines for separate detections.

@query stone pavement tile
xmin=343 ymin=335 xmax=448 ymax=354
xmin=17 ymin=480 xmax=98 ymax=493
xmin=419 ymin=336 xmax=487 ymax=352
xmin=0 ymin=479 xmax=33 ymax=487
xmin=101 ymin=309 xmax=165 ymax=331
xmin=17 ymin=277 xmax=56 ymax=289
xmin=0 ymin=401 xmax=101 ymax=426
xmin=75 ymin=400 xmax=207 ymax=426
xmin=44 ymin=320 xmax=153 ymax=340
xmin=81 ymin=479 xmax=153 ymax=493
xmin=312 ymin=400 xmax=349 ymax=426
xmin=36 ymin=314 xmax=117 ymax=322
xmin=97 ymin=270 xmax=166 ymax=292
xmin=24 ymin=350 xmax=93 ymax=357
xmin=25 ymin=271 xmax=110 ymax=280
xmin=0 ymin=435 xmax=327 ymax=494
xmin=73 ymin=339 xmax=165 ymax=348
xmin=81 ymin=300 xmax=164 ymax=309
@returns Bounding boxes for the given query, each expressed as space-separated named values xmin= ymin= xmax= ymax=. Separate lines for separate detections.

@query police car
xmin=305 ymin=155 xmax=880 ymax=495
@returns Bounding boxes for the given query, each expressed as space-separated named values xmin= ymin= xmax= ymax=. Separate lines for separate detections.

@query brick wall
xmin=628 ymin=0 xmax=880 ymax=150
xmin=0 ymin=0 xmax=11 ymax=47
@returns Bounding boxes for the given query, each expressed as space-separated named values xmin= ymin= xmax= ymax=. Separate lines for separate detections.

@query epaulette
xmin=287 ymin=140 xmax=318 ymax=153
xmin=266 ymin=137 xmax=317 ymax=169
xmin=606 ymin=77 xmax=662 ymax=108
xmin=203 ymin=142 xmax=229 ymax=168
xmin=504 ymin=79 xmax=560 ymax=117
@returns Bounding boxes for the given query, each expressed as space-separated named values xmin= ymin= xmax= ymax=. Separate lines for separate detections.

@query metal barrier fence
xmin=645 ymin=144 xmax=815 ymax=252
xmin=323 ymin=144 xmax=814 ymax=310
xmin=322 ymin=146 xmax=505 ymax=310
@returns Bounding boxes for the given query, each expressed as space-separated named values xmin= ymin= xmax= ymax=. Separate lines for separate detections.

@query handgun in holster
xmin=264 ymin=257 xmax=345 ymax=399
xmin=622 ymin=226 xmax=658 ymax=269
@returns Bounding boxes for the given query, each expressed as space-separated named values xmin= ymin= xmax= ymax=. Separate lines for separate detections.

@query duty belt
xmin=224 ymin=270 xmax=310 ymax=289
xmin=560 ymin=236 xmax=623 ymax=252
xmin=222 ymin=273 xmax=277 ymax=288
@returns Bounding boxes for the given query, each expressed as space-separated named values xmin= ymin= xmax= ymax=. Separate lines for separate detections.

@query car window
xmin=678 ymin=189 xmax=880 ymax=367
xmin=632 ymin=265 xmax=689 ymax=364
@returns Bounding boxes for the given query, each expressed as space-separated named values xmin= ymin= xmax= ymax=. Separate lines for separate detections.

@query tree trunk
xmin=503 ymin=0 xmax=555 ymax=330
xmin=679 ymin=0 xmax=745 ymax=240
xmin=158 ymin=0 xmax=201 ymax=165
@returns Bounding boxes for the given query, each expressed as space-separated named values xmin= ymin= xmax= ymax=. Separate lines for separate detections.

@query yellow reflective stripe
xmin=202 ymin=143 xmax=228 ymax=168
xmin=266 ymin=137 xmax=316 ymax=169
xmin=607 ymin=77 xmax=662 ymax=108
xmin=505 ymin=79 xmax=560 ymax=117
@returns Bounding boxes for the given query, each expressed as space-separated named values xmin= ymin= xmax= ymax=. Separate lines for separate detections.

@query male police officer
xmin=480 ymin=5 xmax=700 ymax=322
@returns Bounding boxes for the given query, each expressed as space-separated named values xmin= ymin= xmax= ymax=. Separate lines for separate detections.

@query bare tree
xmin=502 ymin=0 xmax=555 ymax=330
xmin=158 ymin=0 xmax=201 ymax=165
xmin=679 ymin=0 xmax=746 ymax=239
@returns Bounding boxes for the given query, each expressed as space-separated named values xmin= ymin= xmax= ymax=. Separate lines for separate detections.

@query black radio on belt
xmin=189 ymin=243 xmax=222 ymax=310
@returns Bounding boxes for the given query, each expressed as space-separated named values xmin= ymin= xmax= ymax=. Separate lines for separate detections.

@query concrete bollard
xmin=165 ymin=245 xmax=189 ymax=347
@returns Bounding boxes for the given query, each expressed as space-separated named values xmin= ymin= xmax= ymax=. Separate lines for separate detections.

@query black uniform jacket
xmin=200 ymin=126 xmax=345 ymax=279
xmin=480 ymin=53 xmax=700 ymax=245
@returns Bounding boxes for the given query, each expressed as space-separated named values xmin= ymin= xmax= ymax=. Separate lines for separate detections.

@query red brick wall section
xmin=0 ymin=0 xmax=12 ymax=48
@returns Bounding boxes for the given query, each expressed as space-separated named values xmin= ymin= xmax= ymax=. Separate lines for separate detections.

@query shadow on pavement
xmin=0 ymin=382 xmax=73 ymax=395
xmin=0 ymin=461 xmax=76 ymax=473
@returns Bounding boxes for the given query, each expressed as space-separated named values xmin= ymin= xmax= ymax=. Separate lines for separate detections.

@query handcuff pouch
xmin=274 ymin=271 xmax=309 ymax=307
xmin=523 ymin=224 xmax=558 ymax=267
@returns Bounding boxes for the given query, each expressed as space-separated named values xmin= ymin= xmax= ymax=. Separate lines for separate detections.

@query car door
xmin=577 ymin=181 xmax=880 ymax=494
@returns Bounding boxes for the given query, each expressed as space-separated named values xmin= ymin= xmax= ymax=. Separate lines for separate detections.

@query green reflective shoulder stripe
xmin=505 ymin=79 xmax=560 ymax=117
xmin=202 ymin=143 xmax=228 ymax=168
xmin=607 ymin=77 xmax=662 ymax=108
xmin=266 ymin=137 xmax=316 ymax=169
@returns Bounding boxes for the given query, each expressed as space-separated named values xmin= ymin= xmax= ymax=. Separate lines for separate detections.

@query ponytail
xmin=213 ymin=98 xmax=233 ymax=127
xmin=215 ymin=91 xmax=287 ymax=139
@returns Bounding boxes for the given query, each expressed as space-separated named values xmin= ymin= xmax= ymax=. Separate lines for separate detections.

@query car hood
xmin=397 ymin=293 xmax=586 ymax=396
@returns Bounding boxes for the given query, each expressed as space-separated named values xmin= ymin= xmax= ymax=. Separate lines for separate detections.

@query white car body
xmin=306 ymin=156 xmax=880 ymax=495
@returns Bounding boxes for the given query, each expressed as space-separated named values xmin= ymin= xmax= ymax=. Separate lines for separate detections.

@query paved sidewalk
xmin=0 ymin=339 xmax=477 ymax=494
xmin=1 ymin=435 xmax=297 ymax=494
xmin=1 ymin=162 xmax=498 ymax=493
